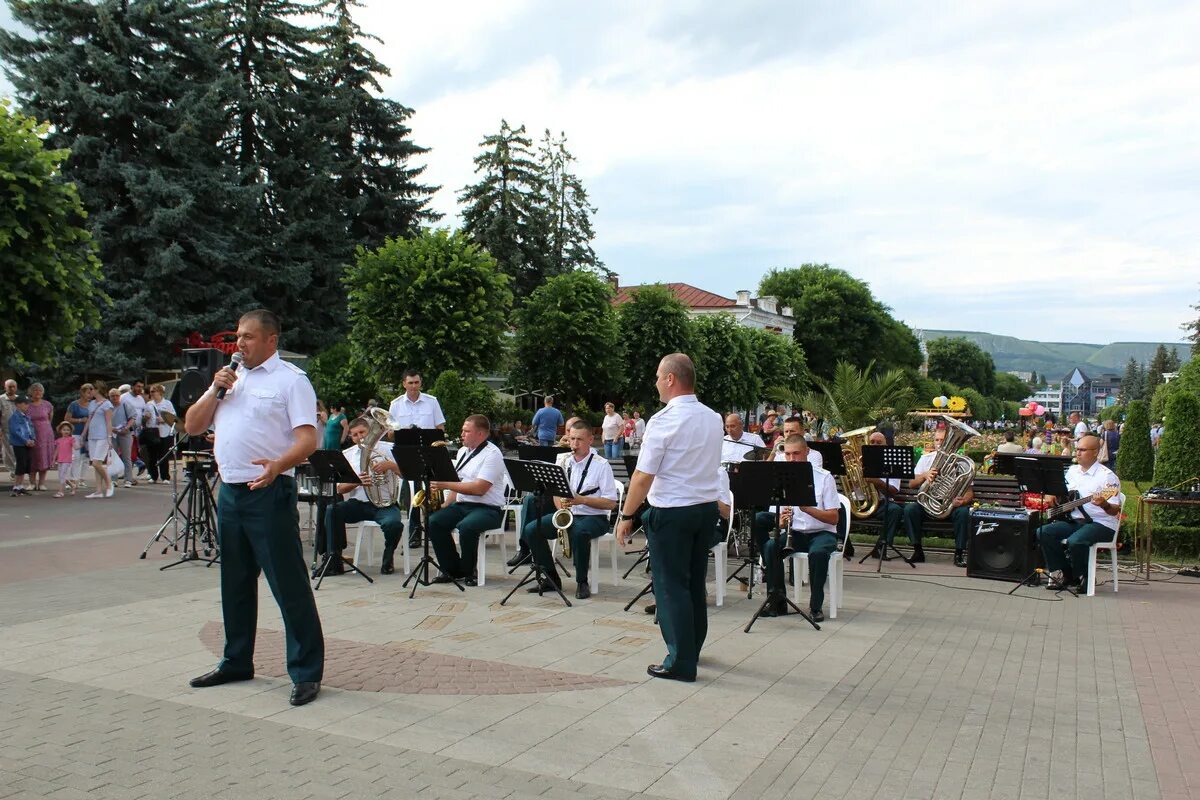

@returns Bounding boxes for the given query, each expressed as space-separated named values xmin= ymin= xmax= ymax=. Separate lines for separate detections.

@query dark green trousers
xmin=521 ymin=512 xmax=609 ymax=586
xmin=216 ymin=478 xmax=324 ymax=684
xmin=428 ymin=502 xmax=502 ymax=579
xmin=762 ymin=531 xmax=838 ymax=611
xmin=647 ymin=502 xmax=718 ymax=680
xmin=903 ymin=503 xmax=972 ymax=549
xmin=875 ymin=501 xmax=904 ymax=545
xmin=1037 ymin=519 xmax=1114 ymax=591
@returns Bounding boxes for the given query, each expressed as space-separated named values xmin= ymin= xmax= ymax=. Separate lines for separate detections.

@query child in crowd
xmin=8 ymin=394 xmax=35 ymax=496
xmin=54 ymin=421 xmax=76 ymax=497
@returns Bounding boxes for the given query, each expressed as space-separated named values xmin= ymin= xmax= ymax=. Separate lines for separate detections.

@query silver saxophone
xmin=915 ymin=414 xmax=979 ymax=519
xmin=361 ymin=407 xmax=400 ymax=507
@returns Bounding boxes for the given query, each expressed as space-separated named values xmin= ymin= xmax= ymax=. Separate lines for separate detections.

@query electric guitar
xmin=1045 ymin=487 xmax=1119 ymax=522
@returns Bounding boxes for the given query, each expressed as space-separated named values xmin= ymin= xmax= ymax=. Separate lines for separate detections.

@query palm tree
xmin=782 ymin=360 xmax=915 ymax=432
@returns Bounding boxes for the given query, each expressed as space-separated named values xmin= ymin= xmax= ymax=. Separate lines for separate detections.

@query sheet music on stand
xmin=859 ymin=444 xmax=917 ymax=572
xmin=517 ymin=444 xmax=570 ymax=464
xmin=807 ymin=441 xmax=845 ymax=476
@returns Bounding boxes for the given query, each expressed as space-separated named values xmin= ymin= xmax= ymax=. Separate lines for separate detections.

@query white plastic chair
xmin=586 ymin=482 xmax=624 ymax=594
xmin=353 ymin=481 xmax=416 ymax=574
xmin=1061 ymin=519 xmax=1121 ymax=597
xmin=709 ymin=494 xmax=735 ymax=607
xmin=470 ymin=475 xmax=518 ymax=586
xmin=789 ymin=494 xmax=852 ymax=619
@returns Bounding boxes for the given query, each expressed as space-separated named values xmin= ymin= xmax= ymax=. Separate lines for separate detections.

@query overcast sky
xmin=3 ymin=1 xmax=1197 ymax=344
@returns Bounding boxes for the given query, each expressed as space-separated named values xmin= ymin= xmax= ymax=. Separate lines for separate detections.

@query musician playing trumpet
xmin=1036 ymin=434 xmax=1123 ymax=592
xmin=520 ymin=420 xmax=618 ymax=599
xmin=324 ymin=416 xmax=406 ymax=575
xmin=902 ymin=426 xmax=974 ymax=566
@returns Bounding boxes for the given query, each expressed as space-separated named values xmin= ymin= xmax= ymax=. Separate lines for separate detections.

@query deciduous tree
xmin=691 ymin=314 xmax=758 ymax=413
xmin=927 ymin=336 xmax=996 ymax=395
xmin=616 ymin=285 xmax=694 ymax=409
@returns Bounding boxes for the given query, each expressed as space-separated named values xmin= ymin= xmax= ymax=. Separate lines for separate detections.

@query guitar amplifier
xmin=966 ymin=508 xmax=1041 ymax=582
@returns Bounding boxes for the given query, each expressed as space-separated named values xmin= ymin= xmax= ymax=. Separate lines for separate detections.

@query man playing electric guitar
xmin=1035 ymin=434 xmax=1123 ymax=592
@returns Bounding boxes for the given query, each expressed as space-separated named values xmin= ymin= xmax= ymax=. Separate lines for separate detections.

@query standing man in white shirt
xmin=617 ymin=354 xmax=722 ymax=683
xmin=520 ymin=420 xmax=619 ymax=599
xmin=184 ymin=309 xmax=324 ymax=707
xmin=1070 ymin=411 xmax=1089 ymax=442
xmin=1036 ymin=434 xmax=1123 ymax=592
xmin=387 ymin=368 xmax=446 ymax=546
xmin=722 ymin=413 xmax=766 ymax=464
xmin=427 ymin=414 xmax=507 ymax=585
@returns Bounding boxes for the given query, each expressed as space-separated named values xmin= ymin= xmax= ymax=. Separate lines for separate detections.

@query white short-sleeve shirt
xmin=772 ymin=465 xmax=838 ymax=534
xmin=637 ymin=395 xmax=723 ymax=508
xmin=453 ymin=441 xmax=507 ymax=508
xmin=565 ymin=448 xmax=619 ymax=517
xmin=722 ymin=431 xmax=766 ymax=464
xmin=387 ymin=392 xmax=446 ymax=430
xmin=212 ymin=352 xmax=318 ymax=484
xmin=342 ymin=440 xmax=396 ymax=504
xmin=1065 ymin=461 xmax=1124 ymax=532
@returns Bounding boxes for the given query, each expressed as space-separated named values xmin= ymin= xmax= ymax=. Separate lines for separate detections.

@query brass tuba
xmin=915 ymin=414 xmax=980 ymax=519
xmin=839 ymin=426 xmax=880 ymax=519
xmin=361 ymin=408 xmax=401 ymax=507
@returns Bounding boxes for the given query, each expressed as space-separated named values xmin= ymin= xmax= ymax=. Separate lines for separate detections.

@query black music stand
xmin=500 ymin=459 xmax=574 ymax=607
xmin=807 ymin=441 xmax=844 ymax=474
xmin=620 ymin=454 xmax=652 ymax=580
xmin=518 ymin=444 xmax=570 ymax=463
xmin=393 ymin=427 xmax=446 ymax=545
xmin=1011 ymin=457 xmax=1071 ymax=593
xmin=859 ymin=445 xmax=916 ymax=573
xmin=737 ymin=461 xmax=820 ymax=633
xmin=309 ymin=450 xmax=375 ymax=589
xmin=394 ymin=438 xmax=462 ymax=597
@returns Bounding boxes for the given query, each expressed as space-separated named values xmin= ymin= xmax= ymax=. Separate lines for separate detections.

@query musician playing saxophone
xmin=507 ymin=416 xmax=580 ymax=570
xmin=325 ymin=416 xmax=405 ymax=575
xmin=519 ymin=420 xmax=618 ymax=599
xmin=902 ymin=426 xmax=974 ymax=566
xmin=1036 ymin=434 xmax=1123 ymax=592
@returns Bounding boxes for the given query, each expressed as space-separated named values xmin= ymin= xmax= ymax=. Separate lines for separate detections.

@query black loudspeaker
xmin=178 ymin=348 xmax=225 ymax=409
xmin=966 ymin=509 xmax=1040 ymax=582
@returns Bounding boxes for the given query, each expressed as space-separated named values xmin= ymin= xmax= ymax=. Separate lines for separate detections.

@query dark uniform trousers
xmin=646 ymin=502 xmax=718 ymax=681
xmin=428 ymin=502 xmax=502 ymax=579
xmin=903 ymin=503 xmax=972 ymax=549
xmin=754 ymin=511 xmax=838 ymax=612
xmin=521 ymin=512 xmax=609 ymax=587
xmin=875 ymin=501 xmax=904 ymax=546
xmin=216 ymin=478 xmax=324 ymax=684
xmin=323 ymin=499 xmax=405 ymax=555
xmin=1036 ymin=519 xmax=1114 ymax=591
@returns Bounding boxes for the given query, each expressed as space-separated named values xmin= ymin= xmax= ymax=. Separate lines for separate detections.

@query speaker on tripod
xmin=966 ymin=508 xmax=1041 ymax=582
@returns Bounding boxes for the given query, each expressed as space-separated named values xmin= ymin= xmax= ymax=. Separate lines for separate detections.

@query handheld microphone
xmin=215 ymin=352 xmax=244 ymax=400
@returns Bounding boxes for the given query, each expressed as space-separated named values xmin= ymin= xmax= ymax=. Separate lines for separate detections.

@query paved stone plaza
xmin=1 ymin=483 xmax=1198 ymax=799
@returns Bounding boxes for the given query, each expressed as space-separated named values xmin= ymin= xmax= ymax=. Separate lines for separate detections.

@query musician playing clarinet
xmin=1036 ymin=434 xmax=1123 ymax=592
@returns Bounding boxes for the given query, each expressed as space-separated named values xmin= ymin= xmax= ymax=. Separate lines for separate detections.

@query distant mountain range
xmin=918 ymin=330 xmax=1192 ymax=380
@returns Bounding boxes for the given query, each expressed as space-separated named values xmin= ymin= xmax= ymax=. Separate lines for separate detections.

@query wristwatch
xmin=620 ymin=513 xmax=637 ymax=521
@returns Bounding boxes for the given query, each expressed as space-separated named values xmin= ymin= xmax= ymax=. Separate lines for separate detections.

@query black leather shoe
xmin=326 ymin=556 xmax=346 ymax=575
xmin=506 ymin=550 xmax=531 ymax=568
xmin=464 ymin=576 xmax=478 ymax=587
xmin=646 ymin=664 xmax=695 ymax=683
xmin=431 ymin=573 xmax=454 ymax=584
xmin=189 ymin=669 xmax=253 ymax=688
xmin=289 ymin=681 xmax=320 ymax=706
xmin=644 ymin=603 xmax=657 ymax=615
xmin=575 ymin=584 xmax=591 ymax=599
xmin=810 ymin=609 xmax=825 ymax=622
xmin=527 ymin=579 xmax=560 ymax=593
xmin=868 ymin=543 xmax=883 ymax=560
xmin=843 ymin=540 xmax=855 ymax=559
xmin=953 ymin=550 xmax=967 ymax=568
xmin=911 ymin=546 xmax=926 ymax=563
xmin=381 ymin=549 xmax=395 ymax=575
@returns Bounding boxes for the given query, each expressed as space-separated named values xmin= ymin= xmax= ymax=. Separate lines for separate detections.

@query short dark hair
xmin=1004 ymin=431 xmax=1015 ymax=442
xmin=783 ymin=415 xmax=804 ymax=428
xmin=568 ymin=420 xmax=592 ymax=433
xmin=402 ymin=369 xmax=422 ymax=381
xmin=660 ymin=353 xmax=695 ymax=389
xmin=465 ymin=414 xmax=491 ymax=432
xmin=349 ymin=416 xmax=371 ymax=431
xmin=239 ymin=309 xmax=280 ymax=336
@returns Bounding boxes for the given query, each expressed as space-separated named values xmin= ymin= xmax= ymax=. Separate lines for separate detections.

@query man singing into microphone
xmin=184 ymin=309 xmax=325 ymax=707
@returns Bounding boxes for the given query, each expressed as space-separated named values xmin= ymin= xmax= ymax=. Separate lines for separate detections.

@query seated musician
xmin=722 ymin=413 xmax=766 ymax=463
xmin=902 ymin=426 xmax=974 ymax=566
xmin=508 ymin=416 xmax=580 ymax=569
xmin=324 ymin=416 xmax=405 ymax=575
xmin=427 ymin=414 xmax=507 ymax=586
xmin=769 ymin=416 xmax=823 ymax=468
xmin=752 ymin=434 xmax=839 ymax=622
xmin=1036 ymin=434 xmax=1123 ymax=592
xmin=520 ymin=420 xmax=618 ymax=599
xmin=863 ymin=430 xmax=904 ymax=557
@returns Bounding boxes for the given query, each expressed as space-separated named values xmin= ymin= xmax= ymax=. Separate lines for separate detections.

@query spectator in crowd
xmin=111 ymin=387 xmax=136 ymax=486
xmin=54 ymin=422 xmax=75 ymax=497
xmin=1150 ymin=421 xmax=1163 ymax=450
xmin=64 ymin=383 xmax=94 ymax=490
xmin=8 ymin=394 xmax=35 ymax=495
xmin=531 ymin=395 xmax=564 ymax=447
xmin=760 ymin=409 xmax=779 ymax=446
xmin=622 ymin=411 xmax=635 ymax=448
xmin=0 ymin=379 xmax=18 ymax=474
xmin=996 ymin=431 xmax=1024 ymax=454
xmin=317 ymin=400 xmax=329 ymax=430
xmin=87 ymin=382 xmax=116 ymax=498
xmin=323 ymin=403 xmax=348 ymax=450
xmin=1027 ymin=436 xmax=1044 ymax=454
xmin=601 ymin=402 xmax=623 ymax=459
xmin=143 ymin=384 xmax=176 ymax=483
xmin=26 ymin=383 xmax=55 ymax=492
xmin=1102 ymin=419 xmax=1120 ymax=470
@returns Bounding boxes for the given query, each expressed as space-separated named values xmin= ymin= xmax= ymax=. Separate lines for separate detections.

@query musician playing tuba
xmin=903 ymin=424 xmax=975 ymax=567
xmin=519 ymin=420 xmax=618 ymax=599
xmin=325 ymin=415 xmax=407 ymax=575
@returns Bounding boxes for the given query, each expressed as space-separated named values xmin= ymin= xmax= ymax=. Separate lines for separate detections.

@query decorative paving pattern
xmin=200 ymin=621 xmax=629 ymax=695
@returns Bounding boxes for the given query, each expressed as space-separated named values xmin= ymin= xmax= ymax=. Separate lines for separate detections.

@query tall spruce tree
xmin=1120 ymin=357 xmax=1146 ymax=403
xmin=1 ymin=0 xmax=261 ymax=376
xmin=537 ymin=129 xmax=604 ymax=278
xmin=314 ymin=0 xmax=437 ymax=249
xmin=459 ymin=120 xmax=550 ymax=302
xmin=1146 ymin=344 xmax=1174 ymax=394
